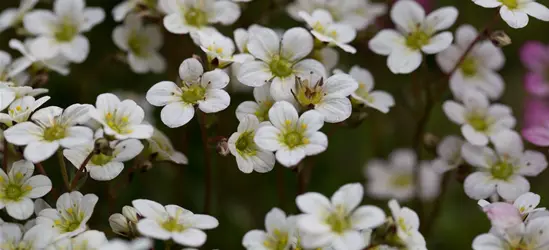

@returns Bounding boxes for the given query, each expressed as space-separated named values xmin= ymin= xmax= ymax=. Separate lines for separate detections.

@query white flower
xmin=8 ymin=39 xmax=71 ymax=76
xmin=0 ymin=95 xmax=50 ymax=127
xmin=132 ymin=199 xmax=219 ymax=248
xmin=479 ymin=192 xmax=546 ymax=222
xmin=293 ymin=73 xmax=358 ymax=123
xmin=113 ymin=0 xmax=159 ymax=22
xmin=46 ymin=230 xmax=107 ymax=250
xmin=299 ymin=9 xmax=357 ymax=53
xmin=472 ymin=217 xmax=549 ymax=250
xmin=233 ymin=25 xmax=264 ymax=54
xmin=472 ymin=0 xmax=549 ymax=29
xmin=0 ymin=0 xmax=38 ymax=33
xmin=0 ymin=50 xmax=30 ymax=85
xmin=0 ymin=223 xmax=55 ymax=250
xmin=388 ymin=200 xmax=427 ymax=249
xmin=64 ymin=139 xmax=144 ymax=181
xmin=462 ymin=130 xmax=547 ymax=201
xmin=242 ymin=207 xmax=294 ymax=250
xmin=113 ymin=90 xmax=154 ymax=124
xmin=237 ymin=26 xmax=326 ymax=101
xmin=431 ymin=135 xmax=465 ymax=173
xmin=109 ymin=205 xmax=140 ymax=237
xmin=254 ymin=101 xmax=328 ymax=167
xmin=365 ymin=149 xmax=441 ymax=201
xmin=197 ymin=30 xmax=238 ymax=68
xmin=443 ymin=90 xmax=515 ymax=146
xmin=228 ymin=115 xmax=275 ymax=174
xmin=236 ymin=84 xmax=274 ymax=122
xmin=146 ymin=58 xmax=230 ymax=128
xmin=161 ymin=0 xmax=240 ymax=34
xmin=36 ymin=191 xmax=99 ymax=238
xmin=146 ymin=128 xmax=188 ymax=164
xmin=100 ymin=238 xmax=152 ymax=250
xmin=0 ymin=160 xmax=52 ymax=220
xmin=4 ymin=104 xmax=93 ymax=163
xmin=90 ymin=93 xmax=154 ymax=140
xmin=113 ymin=14 xmax=165 ymax=74
xmin=369 ymin=0 xmax=458 ymax=74
xmin=23 ymin=0 xmax=105 ymax=63
xmin=341 ymin=66 xmax=394 ymax=113
xmin=436 ymin=25 xmax=505 ymax=100
xmin=296 ymin=183 xmax=386 ymax=250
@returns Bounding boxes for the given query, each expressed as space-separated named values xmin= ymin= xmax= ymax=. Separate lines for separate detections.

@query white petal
xmin=462 ymin=125 xmax=489 ymax=146
xmin=296 ymin=192 xmax=331 ymax=215
xmin=237 ymin=61 xmax=272 ymax=87
xmin=368 ymin=29 xmax=406 ymax=56
xmin=161 ymin=102 xmax=195 ymax=128
xmin=514 ymin=192 xmax=540 ymax=214
xmin=24 ymin=141 xmax=59 ymax=163
xmin=268 ymin=101 xmax=298 ymax=129
xmin=112 ymin=1 xmax=133 ymax=22
xmin=276 ymin=147 xmax=305 ymax=167
xmin=247 ymin=27 xmax=280 ymax=62
xmin=6 ymin=199 xmax=34 ymax=220
xmin=298 ymin=214 xmax=331 ymax=234
xmin=136 ymin=218 xmax=171 ymax=240
xmin=198 ymin=89 xmax=230 ymax=113
xmin=421 ymin=32 xmax=453 ymax=54
xmin=472 ymin=234 xmax=506 ymax=250
xmin=303 ymin=131 xmax=327 ymax=155
xmin=128 ymin=54 xmax=149 ymax=73
xmin=464 ymin=172 xmax=497 ymax=199
xmin=163 ymin=13 xmax=190 ymax=34
xmin=23 ymin=10 xmax=56 ymax=35
xmin=179 ymin=58 xmax=203 ymax=82
xmin=114 ymin=139 xmax=144 ymax=161
xmin=187 ymin=214 xmax=219 ymax=229
xmin=523 ymin=2 xmax=549 ymax=21
xmin=29 ymin=37 xmax=60 ymax=60
xmin=461 ymin=143 xmax=496 ymax=168
xmin=497 ymin=176 xmax=530 ymax=201
xmin=3 ymin=122 xmax=42 ymax=145
xmin=146 ymin=81 xmax=181 ymax=106
xmin=281 ymin=27 xmax=313 ymax=62
xmin=518 ymin=150 xmax=548 ymax=176
xmin=331 ymin=183 xmax=363 ymax=213
xmin=202 ymin=69 xmax=229 ymax=89
xmin=211 ymin=1 xmax=240 ymax=25
xmin=366 ymin=91 xmax=395 ymax=113
xmin=25 ymin=175 xmax=52 ymax=198
xmin=59 ymin=35 xmax=89 ymax=63
xmin=423 ymin=7 xmax=458 ymax=32
xmin=235 ymin=101 xmax=260 ymax=122
xmin=387 ymin=48 xmax=422 ymax=74
xmin=292 ymin=59 xmax=327 ymax=79
xmin=242 ymin=230 xmax=269 ymax=248
xmin=472 ymin=0 xmax=502 ymax=8
xmin=315 ymin=97 xmax=352 ymax=123
xmin=132 ymin=199 xmax=168 ymax=219
xmin=172 ymin=228 xmax=207 ymax=247
xmin=442 ymin=101 xmax=466 ymax=124
xmin=390 ymin=0 xmax=425 ymax=33
xmin=264 ymin=207 xmax=287 ymax=234
xmin=254 ymin=126 xmax=282 ymax=152
xmin=351 ymin=205 xmax=386 ymax=230
xmin=331 ymin=231 xmax=365 ymax=250
xmin=59 ymin=126 xmax=93 ymax=148
xmin=81 ymin=8 xmax=105 ymax=31
xmin=89 ymin=162 xmax=124 ymax=181
xmin=324 ymin=73 xmax=358 ymax=98
xmin=500 ymin=6 xmax=529 ymax=29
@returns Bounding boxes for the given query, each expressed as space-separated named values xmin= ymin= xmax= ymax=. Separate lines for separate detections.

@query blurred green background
xmin=1 ymin=0 xmax=548 ymax=249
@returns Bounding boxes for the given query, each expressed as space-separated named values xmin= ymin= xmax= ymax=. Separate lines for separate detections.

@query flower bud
xmin=490 ymin=31 xmax=512 ymax=47
xmin=94 ymin=138 xmax=113 ymax=156
xmin=482 ymin=202 xmax=523 ymax=229
xmin=109 ymin=213 xmax=130 ymax=236
xmin=122 ymin=205 xmax=139 ymax=223
xmin=216 ymin=137 xmax=230 ymax=156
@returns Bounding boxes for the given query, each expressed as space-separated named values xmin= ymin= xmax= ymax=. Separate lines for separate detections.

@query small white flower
xmin=431 ymin=135 xmax=465 ymax=173
xmin=146 ymin=58 xmax=230 ymax=128
xmin=0 ymin=0 xmax=39 ymax=33
xmin=0 ymin=160 xmax=52 ymax=220
xmin=197 ymin=29 xmax=238 ymax=68
xmin=161 ymin=0 xmax=240 ymax=34
xmin=0 ymin=223 xmax=55 ymax=250
xmin=462 ymin=130 xmax=547 ymax=201
xmin=293 ymin=73 xmax=358 ymax=123
xmin=242 ymin=207 xmax=294 ymax=250
xmin=64 ymin=139 xmax=144 ymax=181
xmin=472 ymin=217 xmax=549 ymax=250
xmin=229 ymin=115 xmax=275 ymax=174
xmin=237 ymin=26 xmax=326 ymax=101
xmin=254 ymin=101 xmax=328 ymax=167
xmin=46 ymin=230 xmax=107 ymax=250
xmin=23 ymin=0 xmax=106 ymax=63
xmin=236 ymin=84 xmax=274 ymax=122
xmin=369 ymin=0 xmax=458 ymax=74
xmin=299 ymin=9 xmax=357 ymax=53
xmin=388 ymin=199 xmax=427 ymax=249
xmin=0 ymin=86 xmax=17 ymax=115
xmin=109 ymin=205 xmax=140 ymax=237
xmin=436 ymin=25 xmax=505 ymax=100
xmin=132 ymin=199 xmax=219 ymax=248
xmin=8 ymin=39 xmax=71 ymax=76
xmin=472 ymin=0 xmax=549 ymax=29
xmin=113 ymin=90 xmax=154 ymax=124
xmin=113 ymin=0 xmax=159 ymax=22
xmin=4 ymin=104 xmax=94 ymax=163
xmin=146 ymin=128 xmax=188 ymax=164
xmin=0 ymin=50 xmax=30 ymax=85
xmin=0 ymin=95 xmax=50 ymax=127
xmin=36 ymin=191 xmax=99 ymax=238
xmin=340 ymin=66 xmax=395 ymax=113
xmin=296 ymin=183 xmax=386 ymax=250
xmin=113 ymin=14 xmax=166 ymax=74
xmin=478 ymin=192 xmax=546 ymax=221
xmin=443 ymin=90 xmax=515 ymax=146
xmin=90 ymin=93 xmax=154 ymax=140
xmin=233 ymin=25 xmax=264 ymax=55
xmin=100 ymin=238 xmax=152 ymax=250
xmin=365 ymin=149 xmax=441 ymax=201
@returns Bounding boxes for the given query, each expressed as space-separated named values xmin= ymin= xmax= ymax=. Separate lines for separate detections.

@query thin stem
xmin=70 ymin=151 xmax=94 ymax=190
xmin=57 ymin=150 xmax=70 ymax=191
xmin=276 ymin=166 xmax=285 ymax=208
xmin=2 ymin=139 xmax=7 ymax=171
xmin=35 ymin=162 xmax=47 ymax=175
xmin=297 ymin=161 xmax=307 ymax=195
xmin=198 ymin=111 xmax=212 ymax=214
xmin=422 ymin=171 xmax=452 ymax=234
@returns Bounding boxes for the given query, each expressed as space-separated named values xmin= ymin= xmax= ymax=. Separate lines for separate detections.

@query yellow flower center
xmin=54 ymin=207 xmax=86 ymax=233
xmin=184 ymin=7 xmax=208 ymax=27
xmin=460 ymin=57 xmax=478 ymax=77
xmin=406 ymin=30 xmax=430 ymax=50
xmin=55 ymin=16 xmax=79 ymax=42
xmin=269 ymin=55 xmax=293 ymax=78
xmin=236 ymin=131 xmax=256 ymax=156
xmin=467 ymin=114 xmax=489 ymax=132
xmin=91 ymin=153 xmax=114 ymax=166
xmin=105 ymin=112 xmax=132 ymax=134
xmin=43 ymin=124 xmax=66 ymax=141
xmin=181 ymin=84 xmax=206 ymax=104
xmin=491 ymin=161 xmax=514 ymax=180
xmin=325 ymin=205 xmax=351 ymax=234
xmin=262 ymin=229 xmax=289 ymax=250
xmin=499 ymin=0 xmax=518 ymax=9
xmin=391 ymin=174 xmax=413 ymax=187
xmin=255 ymin=101 xmax=273 ymax=122
xmin=161 ymin=217 xmax=185 ymax=232
xmin=295 ymin=78 xmax=324 ymax=108
xmin=128 ymin=32 xmax=149 ymax=57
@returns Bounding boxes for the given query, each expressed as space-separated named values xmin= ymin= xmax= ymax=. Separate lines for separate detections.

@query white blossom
xmin=431 ymin=135 xmax=465 ymax=173
xmin=113 ymin=0 xmax=160 ymax=22
xmin=299 ymin=9 xmax=357 ymax=53
xmin=242 ymin=208 xmax=295 ymax=250
xmin=388 ymin=200 xmax=427 ymax=249
xmin=8 ymin=39 xmax=70 ymax=76
xmin=197 ymin=29 xmax=239 ymax=68
xmin=0 ymin=95 xmax=50 ymax=127
xmin=339 ymin=66 xmax=394 ymax=113
xmin=236 ymin=84 xmax=274 ymax=122
xmin=472 ymin=217 xmax=549 ymax=250
xmin=472 ymin=0 xmax=549 ymax=29
xmin=0 ymin=223 xmax=54 ymax=250
xmin=0 ymin=0 xmax=39 ymax=33
xmin=229 ymin=115 xmax=275 ymax=174
xmin=161 ymin=0 xmax=240 ymax=34
xmin=146 ymin=128 xmax=188 ymax=164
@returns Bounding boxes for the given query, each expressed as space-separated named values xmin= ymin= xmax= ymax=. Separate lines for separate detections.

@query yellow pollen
xmin=285 ymin=120 xmax=291 ymax=125
xmin=15 ymin=106 xmax=21 ymax=111
xmin=301 ymin=124 xmax=307 ymax=129
xmin=106 ymin=112 xmax=113 ymax=119
xmin=302 ymin=138 xmax=309 ymax=144
xmin=216 ymin=47 xmax=223 ymax=53
xmin=122 ymin=116 xmax=129 ymax=122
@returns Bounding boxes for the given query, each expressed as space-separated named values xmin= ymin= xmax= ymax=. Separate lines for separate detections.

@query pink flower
xmin=482 ymin=202 xmax=523 ymax=229
xmin=522 ymin=98 xmax=549 ymax=146
xmin=520 ymin=41 xmax=549 ymax=97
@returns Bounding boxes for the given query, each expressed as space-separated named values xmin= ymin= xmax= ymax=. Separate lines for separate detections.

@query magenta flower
xmin=520 ymin=41 xmax=549 ymax=97
xmin=522 ymin=98 xmax=549 ymax=146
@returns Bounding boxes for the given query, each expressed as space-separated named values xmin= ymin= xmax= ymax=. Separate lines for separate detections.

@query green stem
xmin=198 ymin=111 xmax=212 ymax=214
xmin=57 ymin=150 xmax=70 ymax=191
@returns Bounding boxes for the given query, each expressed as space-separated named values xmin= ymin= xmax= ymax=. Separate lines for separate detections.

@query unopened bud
xmin=481 ymin=202 xmax=522 ymax=229
xmin=216 ymin=138 xmax=230 ymax=156
xmin=94 ymin=138 xmax=113 ymax=156
xmin=423 ymin=133 xmax=439 ymax=150
xmin=490 ymin=30 xmax=511 ymax=47
xmin=122 ymin=205 xmax=139 ymax=223
xmin=192 ymin=54 xmax=203 ymax=64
